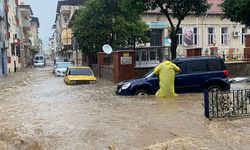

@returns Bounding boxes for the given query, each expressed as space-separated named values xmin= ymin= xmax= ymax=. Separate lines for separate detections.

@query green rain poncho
xmin=154 ymin=60 xmax=181 ymax=98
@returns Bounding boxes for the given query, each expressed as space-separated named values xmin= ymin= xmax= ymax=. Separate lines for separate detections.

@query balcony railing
xmin=22 ymin=19 xmax=31 ymax=28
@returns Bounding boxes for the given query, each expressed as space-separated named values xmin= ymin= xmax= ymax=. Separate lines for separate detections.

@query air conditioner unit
xmin=233 ymin=31 xmax=240 ymax=37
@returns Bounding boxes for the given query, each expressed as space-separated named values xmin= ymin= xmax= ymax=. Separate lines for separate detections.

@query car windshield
xmin=69 ymin=68 xmax=94 ymax=76
xmin=144 ymin=68 xmax=156 ymax=78
xmin=35 ymin=56 xmax=43 ymax=60
xmin=57 ymin=63 xmax=73 ymax=68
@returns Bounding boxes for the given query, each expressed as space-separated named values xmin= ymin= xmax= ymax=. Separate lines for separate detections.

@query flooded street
xmin=0 ymin=63 xmax=250 ymax=150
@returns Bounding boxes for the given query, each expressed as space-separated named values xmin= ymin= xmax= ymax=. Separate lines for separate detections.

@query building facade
xmin=0 ymin=0 xmax=40 ymax=76
xmin=0 ymin=0 xmax=7 ymax=76
xmin=18 ymin=4 xmax=34 ymax=67
xmin=54 ymin=0 xmax=84 ymax=63
xmin=49 ymin=36 xmax=55 ymax=59
xmin=5 ymin=0 xmax=21 ymax=73
xmin=136 ymin=0 xmax=249 ymax=68
xmin=30 ymin=17 xmax=40 ymax=56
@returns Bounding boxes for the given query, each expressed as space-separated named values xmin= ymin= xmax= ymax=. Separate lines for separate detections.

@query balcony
xmin=22 ymin=19 xmax=31 ymax=28
xmin=19 ymin=5 xmax=33 ymax=18
xmin=60 ymin=6 xmax=71 ymax=15
xmin=23 ymin=39 xmax=31 ymax=46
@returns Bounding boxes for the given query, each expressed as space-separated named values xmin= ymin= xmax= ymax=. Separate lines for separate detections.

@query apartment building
xmin=18 ymin=4 xmax=34 ymax=67
xmin=0 ymin=0 xmax=40 ymax=74
xmin=4 ymin=0 xmax=21 ymax=73
xmin=54 ymin=0 xmax=84 ymax=62
xmin=49 ymin=36 xmax=55 ymax=59
xmin=30 ymin=17 xmax=40 ymax=55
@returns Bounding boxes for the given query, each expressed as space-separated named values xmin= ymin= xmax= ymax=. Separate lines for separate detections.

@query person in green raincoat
xmin=154 ymin=60 xmax=181 ymax=98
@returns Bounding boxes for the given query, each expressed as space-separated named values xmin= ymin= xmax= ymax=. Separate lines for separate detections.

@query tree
xmin=72 ymin=0 xmax=149 ymax=65
xmin=128 ymin=0 xmax=210 ymax=60
xmin=221 ymin=0 xmax=250 ymax=27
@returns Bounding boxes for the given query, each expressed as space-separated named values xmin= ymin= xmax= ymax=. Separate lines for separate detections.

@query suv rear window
xmin=186 ymin=61 xmax=206 ymax=73
xmin=206 ymin=59 xmax=225 ymax=71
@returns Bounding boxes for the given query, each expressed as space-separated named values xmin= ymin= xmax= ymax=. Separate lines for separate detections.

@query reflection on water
xmin=0 ymin=64 xmax=250 ymax=149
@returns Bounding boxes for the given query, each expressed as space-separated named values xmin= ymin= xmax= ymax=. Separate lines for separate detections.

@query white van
xmin=34 ymin=54 xmax=46 ymax=67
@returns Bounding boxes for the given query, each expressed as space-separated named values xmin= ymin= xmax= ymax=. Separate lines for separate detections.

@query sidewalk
xmin=0 ymin=68 xmax=32 ymax=91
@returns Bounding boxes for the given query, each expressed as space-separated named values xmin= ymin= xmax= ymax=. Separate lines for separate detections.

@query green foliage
xmin=221 ymin=0 xmax=250 ymax=27
xmin=72 ymin=0 xmax=149 ymax=54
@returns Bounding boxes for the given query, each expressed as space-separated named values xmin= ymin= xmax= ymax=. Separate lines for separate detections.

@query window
xmin=208 ymin=27 xmax=215 ymax=45
xmin=206 ymin=60 xmax=224 ymax=71
xmin=221 ymin=27 xmax=229 ymax=45
xmin=135 ymin=50 xmax=140 ymax=61
xmin=149 ymin=50 xmax=157 ymax=60
xmin=141 ymin=50 xmax=147 ymax=61
xmin=150 ymin=29 xmax=163 ymax=46
xmin=16 ymin=45 xmax=20 ymax=57
xmin=242 ymin=27 xmax=247 ymax=44
xmin=177 ymin=28 xmax=183 ymax=45
xmin=64 ymin=17 xmax=68 ymax=23
xmin=11 ymin=44 xmax=15 ymax=55
xmin=69 ymin=68 xmax=94 ymax=76
xmin=175 ymin=62 xmax=184 ymax=73
xmin=63 ymin=14 xmax=69 ymax=25
xmin=193 ymin=27 xmax=198 ymax=45
xmin=186 ymin=61 xmax=206 ymax=73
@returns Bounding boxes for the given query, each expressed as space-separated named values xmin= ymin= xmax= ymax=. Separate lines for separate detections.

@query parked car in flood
xmin=64 ymin=66 xmax=96 ymax=85
xmin=53 ymin=58 xmax=64 ymax=74
xmin=116 ymin=56 xmax=231 ymax=96
xmin=54 ymin=62 xmax=73 ymax=77
xmin=34 ymin=54 xmax=46 ymax=67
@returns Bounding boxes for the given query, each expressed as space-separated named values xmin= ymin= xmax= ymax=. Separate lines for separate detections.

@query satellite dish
xmin=102 ymin=44 xmax=113 ymax=54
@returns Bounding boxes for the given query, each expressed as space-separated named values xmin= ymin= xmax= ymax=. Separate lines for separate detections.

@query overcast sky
xmin=26 ymin=0 xmax=58 ymax=50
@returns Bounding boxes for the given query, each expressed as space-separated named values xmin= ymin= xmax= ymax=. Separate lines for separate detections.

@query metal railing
xmin=204 ymin=89 xmax=250 ymax=119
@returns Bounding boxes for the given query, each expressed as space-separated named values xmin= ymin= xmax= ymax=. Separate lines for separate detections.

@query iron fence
xmin=204 ymin=89 xmax=250 ymax=119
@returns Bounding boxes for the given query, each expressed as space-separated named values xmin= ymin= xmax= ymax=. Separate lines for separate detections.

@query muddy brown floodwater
xmin=0 ymin=62 xmax=250 ymax=150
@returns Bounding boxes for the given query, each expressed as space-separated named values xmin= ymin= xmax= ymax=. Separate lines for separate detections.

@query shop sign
xmin=123 ymin=52 xmax=129 ymax=57
xmin=121 ymin=57 xmax=132 ymax=65
xmin=147 ymin=21 xmax=169 ymax=28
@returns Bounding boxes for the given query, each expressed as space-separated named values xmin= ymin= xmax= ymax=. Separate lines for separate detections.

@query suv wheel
xmin=135 ymin=90 xmax=149 ymax=96
xmin=208 ymin=86 xmax=222 ymax=93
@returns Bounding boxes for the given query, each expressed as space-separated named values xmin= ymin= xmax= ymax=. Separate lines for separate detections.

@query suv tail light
xmin=223 ymin=70 xmax=228 ymax=77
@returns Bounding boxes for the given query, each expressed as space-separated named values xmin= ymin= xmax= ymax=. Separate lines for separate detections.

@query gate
xmin=204 ymin=89 xmax=250 ymax=119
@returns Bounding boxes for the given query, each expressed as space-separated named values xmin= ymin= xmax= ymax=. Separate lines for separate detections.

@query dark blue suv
xmin=116 ymin=56 xmax=231 ymax=96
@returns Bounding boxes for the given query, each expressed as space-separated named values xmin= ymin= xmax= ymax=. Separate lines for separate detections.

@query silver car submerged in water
xmin=54 ymin=62 xmax=73 ymax=77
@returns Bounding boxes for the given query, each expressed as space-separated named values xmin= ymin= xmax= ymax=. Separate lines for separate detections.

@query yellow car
xmin=64 ymin=66 xmax=96 ymax=85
